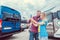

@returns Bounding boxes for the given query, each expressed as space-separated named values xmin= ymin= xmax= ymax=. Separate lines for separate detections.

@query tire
xmin=8 ymin=34 xmax=13 ymax=37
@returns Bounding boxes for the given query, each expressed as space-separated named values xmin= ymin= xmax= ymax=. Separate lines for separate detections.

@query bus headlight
xmin=57 ymin=21 xmax=60 ymax=27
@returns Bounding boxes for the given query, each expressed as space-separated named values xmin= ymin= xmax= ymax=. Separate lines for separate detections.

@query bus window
xmin=57 ymin=11 xmax=60 ymax=19
xmin=13 ymin=13 xmax=20 ymax=19
xmin=47 ymin=13 xmax=53 ymax=22
xmin=2 ymin=12 xmax=13 ymax=21
xmin=53 ymin=12 xmax=58 ymax=19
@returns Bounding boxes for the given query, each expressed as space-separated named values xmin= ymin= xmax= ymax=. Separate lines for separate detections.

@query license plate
xmin=4 ymin=27 xmax=12 ymax=30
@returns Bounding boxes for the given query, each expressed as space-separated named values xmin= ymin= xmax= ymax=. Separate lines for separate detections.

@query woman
xmin=38 ymin=12 xmax=48 ymax=40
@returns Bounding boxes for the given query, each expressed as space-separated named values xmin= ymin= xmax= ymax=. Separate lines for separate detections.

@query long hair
xmin=42 ymin=12 xmax=46 ymax=18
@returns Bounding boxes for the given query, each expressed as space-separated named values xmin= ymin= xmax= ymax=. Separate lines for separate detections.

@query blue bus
xmin=0 ymin=6 xmax=21 ymax=38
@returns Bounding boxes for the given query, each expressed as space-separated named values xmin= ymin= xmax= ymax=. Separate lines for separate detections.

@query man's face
xmin=36 ymin=11 xmax=41 ymax=18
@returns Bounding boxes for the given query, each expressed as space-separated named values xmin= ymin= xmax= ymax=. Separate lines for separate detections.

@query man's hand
xmin=30 ymin=18 xmax=38 ymax=24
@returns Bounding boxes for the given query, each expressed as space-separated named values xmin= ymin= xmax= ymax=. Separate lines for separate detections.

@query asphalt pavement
xmin=0 ymin=29 xmax=60 ymax=40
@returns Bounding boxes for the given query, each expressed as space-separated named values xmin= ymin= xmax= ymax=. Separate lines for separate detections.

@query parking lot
xmin=0 ymin=29 xmax=60 ymax=40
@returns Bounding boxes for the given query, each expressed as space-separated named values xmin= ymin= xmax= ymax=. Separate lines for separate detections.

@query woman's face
xmin=40 ymin=13 xmax=45 ymax=19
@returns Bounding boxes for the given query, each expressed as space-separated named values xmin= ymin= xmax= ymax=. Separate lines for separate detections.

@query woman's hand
xmin=38 ymin=22 xmax=45 ymax=25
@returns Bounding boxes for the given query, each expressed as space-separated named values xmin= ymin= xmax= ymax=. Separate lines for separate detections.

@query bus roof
xmin=1 ymin=6 xmax=20 ymax=15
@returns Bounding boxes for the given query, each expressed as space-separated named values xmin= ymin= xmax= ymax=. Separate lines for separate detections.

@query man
xmin=28 ymin=10 xmax=41 ymax=40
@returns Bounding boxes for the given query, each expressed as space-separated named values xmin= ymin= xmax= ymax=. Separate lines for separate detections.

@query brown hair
xmin=37 ymin=10 xmax=41 ymax=12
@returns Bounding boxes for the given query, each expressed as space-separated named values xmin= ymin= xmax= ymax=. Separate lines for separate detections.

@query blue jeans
xmin=29 ymin=31 xmax=39 ymax=40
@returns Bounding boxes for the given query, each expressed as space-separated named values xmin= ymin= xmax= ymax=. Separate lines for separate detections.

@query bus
xmin=0 ymin=6 xmax=21 ymax=38
xmin=54 ymin=11 xmax=60 ymax=38
xmin=47 ymin=11 xmax=60 ymax=38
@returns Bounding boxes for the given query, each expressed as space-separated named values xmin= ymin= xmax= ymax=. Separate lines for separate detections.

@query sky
xmin=0 ymin=0 xmax=60 ymax=19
